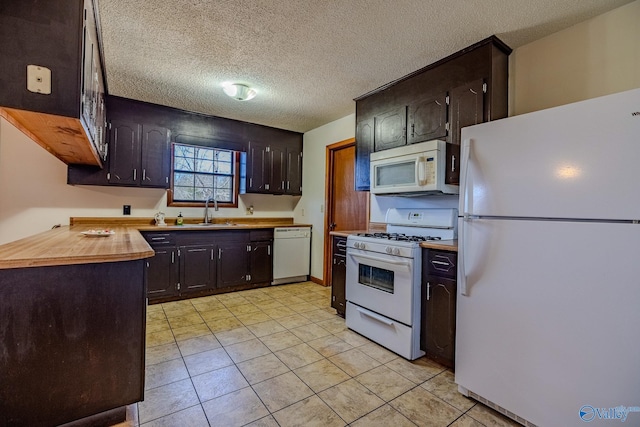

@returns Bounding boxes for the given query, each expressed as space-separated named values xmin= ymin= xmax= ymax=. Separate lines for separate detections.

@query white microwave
xmin=369 ymin=140 xmax=459 ymax=195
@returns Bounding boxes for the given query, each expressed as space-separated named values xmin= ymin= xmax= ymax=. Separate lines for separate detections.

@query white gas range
xmin=345 ymin=208 xmax=457 ymax=360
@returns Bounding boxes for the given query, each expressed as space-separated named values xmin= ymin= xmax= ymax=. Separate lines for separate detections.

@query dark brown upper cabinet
xmin=0 ymin=0 xmax=107 ymax=166
xmin=408 ymin=92 xmax=449 ymax=144
xmin=244 ymin=139 xmax=303 ymax=195
xmin=355 ymin=118 xmax=374 ymax=191
xmin=449 ymin=79 xmax=485 ymax=146
xmin=374 ymin=106 xmax=407 ymax=151
xmin=354 ymin=36 xmax=511 ymax=190
xmin=107 ymin=120 xmax=170 ymax=188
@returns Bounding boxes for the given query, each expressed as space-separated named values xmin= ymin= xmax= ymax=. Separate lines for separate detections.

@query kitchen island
xmin=0 ymin=225 xmax=153 ymax=427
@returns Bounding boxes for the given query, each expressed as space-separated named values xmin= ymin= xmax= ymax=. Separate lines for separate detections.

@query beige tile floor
xmin=114 ymin=282 xmax=520 ymax=427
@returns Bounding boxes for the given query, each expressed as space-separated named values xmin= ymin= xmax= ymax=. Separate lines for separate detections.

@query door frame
xmin=323 ymin=137 xmax=369 ymax=287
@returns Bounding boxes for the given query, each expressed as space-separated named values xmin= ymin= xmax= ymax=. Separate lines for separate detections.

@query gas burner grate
xmin=356 ymin=232 xmax=442 ymax=242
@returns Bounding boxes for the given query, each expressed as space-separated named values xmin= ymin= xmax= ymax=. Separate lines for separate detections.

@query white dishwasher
xmin=272 ymin=227 xmax=311 ymax=285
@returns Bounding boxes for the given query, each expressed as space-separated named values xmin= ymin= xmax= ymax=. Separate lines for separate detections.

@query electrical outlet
xmin=26 ymin=65 xmax=52 ymax=94
xmin=123 ymin=205 xmax=131 ymax=215
xmin=301 ymin=208 xmax=305 ymax=216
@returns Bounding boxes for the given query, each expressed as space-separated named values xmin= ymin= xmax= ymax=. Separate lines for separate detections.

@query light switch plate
xmin=26 ymin=65 xmax=52 ymax=94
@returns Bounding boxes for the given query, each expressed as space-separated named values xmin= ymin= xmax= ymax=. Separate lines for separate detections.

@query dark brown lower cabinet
xmin=250 ymin=240 xmax=272 ymax=284
xmin=146 ymin=244 xmax=178 ymax=299
xmin=143 ymin=229 xmax=274 ymax=302
xmin=330 ymin=236 xmax=347 ymax=316
xmin=421 ymin=249 xmax=457 ymax=368
xmin=181 ymin=244 xmax=217 ymax=293
xmin=0 ymin=260 xmax=146 ymax=426
xmin=217 ymin=241 xmax=250 ymax=288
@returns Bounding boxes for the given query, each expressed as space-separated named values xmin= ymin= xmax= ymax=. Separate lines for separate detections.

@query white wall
xmin=510 ymin=0 xmax=640 ymax=115
xmin=0 ymin=117 xmax=298 ymax=245
xmin=295 ymin=114 xmax=355 ymax=280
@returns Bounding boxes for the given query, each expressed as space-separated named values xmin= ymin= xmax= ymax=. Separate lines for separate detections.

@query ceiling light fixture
xmin=222 ymin=83 xmax=257 ymax=101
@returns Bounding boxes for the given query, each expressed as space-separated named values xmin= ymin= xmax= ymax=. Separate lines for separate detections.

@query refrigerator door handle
xmin=459 ymin=215 xmax=469 ymax=296
xmin=460 ymin=138 xmax=472 ymax=216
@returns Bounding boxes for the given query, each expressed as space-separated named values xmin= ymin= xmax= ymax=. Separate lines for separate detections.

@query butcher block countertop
xmin=0 ymin=225 xmax=154 ymax=270
xmin=0 ymin=217 xmax=311 ymax=270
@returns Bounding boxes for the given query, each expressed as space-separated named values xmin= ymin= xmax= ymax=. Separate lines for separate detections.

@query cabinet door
xmin=330 ymin=237 xmax=347 ymax=317
xmin=286 ymin=146 xmax=303 ymax=195
xmin=355 ymin=118 xmax=373 ymax=191
xmin=270 ymin=143 xmax=286 ymax=193
xmin=449 ymin=79 xmax=485 ymax=146
xmin=141 ymin=125 xmax=170 ymax=188
xmin=408 ymin=93 xmax=448 ymax=144
xmin=180 ymin=245 xmax=216 ymax=293
xmin=217 ymin=242 xmax=250 ymax=288
xmin=422 ymin=275 xmax=457 ymax=368
xmin=108 ymin=120 xmax=141 ymax=185
xmin=374 ymin=106 xmax=407 ymax=151
xmin=247 ymin=141 xmax=269 ymax=192
xmin=146 ymin=245 xmax=178 ymax=300
xmin=249 ymin=241 xmax=272 ymax=284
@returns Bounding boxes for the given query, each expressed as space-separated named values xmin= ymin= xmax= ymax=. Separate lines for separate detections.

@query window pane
xmin=172 ymin=143 xmax=236 ymax=203
xmin=174 ymin=186 xmax=194 ymax=200
xmin=194 ymin=173 xmax=213 ymax=188
xmin=215 ymin=161 xmax=232 ymax=174
xmin=216 ymin=151 xmax=232 ymax=162
xmin=174 ymin=172 xmax=194 ymax=186
xmin=174 ymin=157 xmax=192 ymax=171
xmin=195 ymin=159 xmax=213 ymax=173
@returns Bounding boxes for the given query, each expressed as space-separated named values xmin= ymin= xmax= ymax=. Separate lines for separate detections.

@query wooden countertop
xmin=0 ymin=217 xmax=313 ymax=270
xmin=420 ymin=240 xmax=458 ymax=252
xmin=0 ymin=225 xmax=154 ymax=270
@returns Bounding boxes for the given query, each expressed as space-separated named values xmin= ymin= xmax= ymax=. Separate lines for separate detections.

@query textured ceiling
xmin=97 ymin=0 xmax=632 ymax=133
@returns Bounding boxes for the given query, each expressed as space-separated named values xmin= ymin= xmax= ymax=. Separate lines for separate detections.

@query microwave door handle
xmin=417 ymin=156 xmax=427 ymax=185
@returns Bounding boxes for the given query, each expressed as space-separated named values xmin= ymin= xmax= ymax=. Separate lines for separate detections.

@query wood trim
xmin=322 ymin=138 xmax=370 ymax=288
xmin=309 ymin=276 xmax=324 ymax=286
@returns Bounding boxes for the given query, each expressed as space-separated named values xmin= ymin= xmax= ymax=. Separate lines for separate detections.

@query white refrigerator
xmin=456 ymin=88 xmax=640 ymax=427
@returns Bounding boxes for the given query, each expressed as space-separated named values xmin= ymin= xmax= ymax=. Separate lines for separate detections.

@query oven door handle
xmin=348 ymin=252 xmax=411 ymax=266
xmin=356 ymin=306 xmax=394 ymax=326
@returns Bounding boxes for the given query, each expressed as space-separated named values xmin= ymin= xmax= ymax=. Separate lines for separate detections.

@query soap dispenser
xmin=176 ymin=212 xmax=184 ymax=226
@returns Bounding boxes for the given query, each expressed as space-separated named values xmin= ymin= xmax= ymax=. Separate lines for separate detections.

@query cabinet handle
xmin=426 ymin=282 xmax=431 ymax=301
xmin=282 ymin=180 xmax=285 ymax=189
xmin=247 ymin=245 xmax=251 ymax=252
xmin=451 ymin=155 xmax=456 ymax=172
xmin=287 ymin=181 xmax=291 ymax=190
xmin=133 ymin=169 xmax=137 ymax=181
xmin=218 ymin=248 xmax=222 ymax=259
xmin=171 ymin=252 xmax=175 ymax=263
xmin=189 ymin=248 xmax=207 ymax=252
xmin=211 ymin=249 xmax=214 ymax=260
xmin=143 ymin=169 xmax=147 ymax=181
xmin=249 ymin=178 xmax=253 ymax=187
xmin=265 ymin=183 xmax=270 ymax=190
xmin=268 ymin=245 xmax=271 ymax=256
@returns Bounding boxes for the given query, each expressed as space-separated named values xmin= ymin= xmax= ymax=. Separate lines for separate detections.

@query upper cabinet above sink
xmin=0 ymin=0 xmax=107 ymax=166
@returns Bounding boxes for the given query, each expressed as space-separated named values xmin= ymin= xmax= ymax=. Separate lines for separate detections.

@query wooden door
xmin=146 ymin=245 xmax=178 ymax=300
xmin=247 ymin=141 xmax=269 ymax=192
xmin=324 ymin=138 xmax=369 ymax=286
xmin=422 ymin=276 xmax=457 ymax=368
xmin=269 ymin=143 xmax=286 ymax=193
xmin=449 ymin=78 xmax=485 ymax=145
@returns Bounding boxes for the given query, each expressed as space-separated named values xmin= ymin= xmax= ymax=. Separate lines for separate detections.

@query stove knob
xmin=354 ymin=242 xmax=362 ymax=249
xmin=393 ymin=248 xmax=400 ymax=255
xmin=359 ymin=243 xmax=366 ymax=250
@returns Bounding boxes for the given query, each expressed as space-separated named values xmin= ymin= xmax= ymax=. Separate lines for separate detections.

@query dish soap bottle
xmin=176 ymin=212 xmax=184 ymax=226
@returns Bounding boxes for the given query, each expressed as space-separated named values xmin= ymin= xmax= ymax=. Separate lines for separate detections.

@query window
xmin=169 ymin=143 xmax=238 ymax=206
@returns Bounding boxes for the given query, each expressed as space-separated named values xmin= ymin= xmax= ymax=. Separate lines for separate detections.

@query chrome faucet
xmin=204 ymin=197 xmax=219 ymax=223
